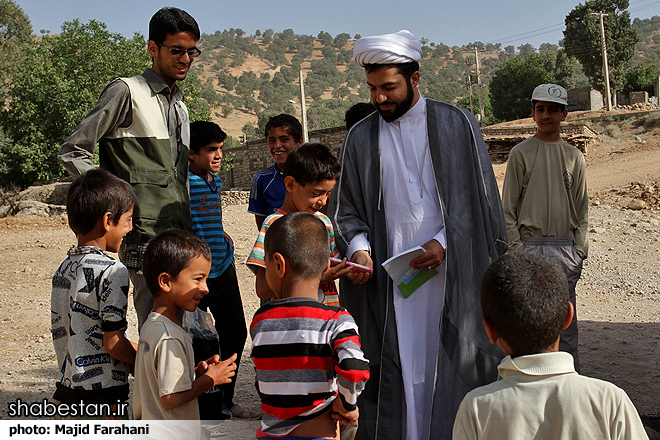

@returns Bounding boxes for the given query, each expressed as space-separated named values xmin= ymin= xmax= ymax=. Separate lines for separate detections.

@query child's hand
xmin=205 ymin=354 xmax=221 ymax=365
xmin=205 ymin=353 xmax=238 ymax=386
xmin=321 ymin=257 xmax=354 ymax=282
xmin=331 ymin=398 xmax=359 ymax=426
xmin=195 ymin=360 xmax=209 ymax=378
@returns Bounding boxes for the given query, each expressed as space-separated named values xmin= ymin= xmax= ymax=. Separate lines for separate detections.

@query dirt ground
xmin=1 ymin=138 xmax=660 ymax=438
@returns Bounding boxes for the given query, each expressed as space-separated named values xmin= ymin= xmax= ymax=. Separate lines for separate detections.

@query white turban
xmin=353 ymin=30 xmax=422 ymax=67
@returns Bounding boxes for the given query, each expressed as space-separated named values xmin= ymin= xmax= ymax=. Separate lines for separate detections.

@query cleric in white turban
xmin=353 ymin=30 xmax=422 ymax=67
xmin=330 ymin=25 xmax=508 ymax=440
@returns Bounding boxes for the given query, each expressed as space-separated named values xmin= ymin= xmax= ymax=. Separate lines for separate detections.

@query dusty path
xmin=0 ymin=145 xmax=659 ymax=438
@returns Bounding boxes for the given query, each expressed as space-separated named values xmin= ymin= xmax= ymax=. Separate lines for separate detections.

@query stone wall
xmin=217 ymin=126 xmax=347 ymax=189
xmin=568 ymin=88 xmax=604 ymax=111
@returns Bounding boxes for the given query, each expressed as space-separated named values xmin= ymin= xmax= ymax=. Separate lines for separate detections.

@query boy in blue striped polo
xmin=188 ymin=121 xmax=258 ymax=421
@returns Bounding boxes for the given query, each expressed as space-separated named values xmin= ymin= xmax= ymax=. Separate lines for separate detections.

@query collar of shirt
xmin=67 ymin=246 xmax=110 ymax=258
xmin=142 ymin=68 xmax=183 ymax=102
xmin=390 ymin=94 xmax=426 ymax=128
xmin=498 ymin=351 xmax=576 ymax=380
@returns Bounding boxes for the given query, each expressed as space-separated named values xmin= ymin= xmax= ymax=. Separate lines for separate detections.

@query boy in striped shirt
xmin=188 ymin=121 xmax=257 ymax=420
xmin=246 ymin=143 xmax=354 ymax=307
xmin=250 ymin=212 xmax=370 ymax=439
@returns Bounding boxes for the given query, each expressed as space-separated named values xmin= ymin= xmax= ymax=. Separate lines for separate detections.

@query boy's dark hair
xmin=532 ymin=100 xmax=567 ymax=112
xmin=264 ymin=114 xmax=303 ymax=142
xmin=364 ymin=61 xmax=419 ymax=81
xmin=264 ymin=212 xmax=330 ymax=279
xmin=480 ymin=252 xmax=569 ymax=356
xmin=149 ymin=7 xmax=200 ymax=45
xmin=190 ymin=120 xmax=227 ymax=154
xmin=66 ymin=169 xmax=136 ymax=236
xmin=283 ymin=143 xmax=340 ymax=186
xmin=142 ymin=229 xmax=212 ymax=296
xmin=345 ymin=102 xmax=376 ymax=130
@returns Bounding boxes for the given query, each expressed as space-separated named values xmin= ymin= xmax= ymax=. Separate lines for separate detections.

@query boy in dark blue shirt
xmin=189 ymin=121 xmax=258 ymax=420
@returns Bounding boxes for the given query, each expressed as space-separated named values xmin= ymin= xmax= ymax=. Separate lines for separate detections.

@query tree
xmin=317 ymin=31 xmax=332 ymax=46
xmin=563 ymin=0 xmax=639 ymax=93
xmin=622 ymin=63 xmax=658 ymax=96
xmin=489 ymin=54 xmax=554 ymax=121
xmin=0 ymin=0 xmax=33 ymax=87
xmin=0 ymin=19 xmax=150 ymax=187
xmin=517 ymin=43 xmax=536 ymax=58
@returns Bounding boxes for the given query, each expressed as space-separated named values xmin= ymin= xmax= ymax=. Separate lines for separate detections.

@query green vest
xmin=100 ymin=75 xmax=192 ymax=238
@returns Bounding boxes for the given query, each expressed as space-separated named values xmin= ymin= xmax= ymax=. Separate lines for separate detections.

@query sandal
xmin=207 ymin=424 xmax=227 ymax=438
xmin=230 ymin=403 xmax=261 ymax=420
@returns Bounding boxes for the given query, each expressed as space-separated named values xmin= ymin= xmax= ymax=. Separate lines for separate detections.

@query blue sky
xmin=16 ymin=0 xmax=660 ymax=49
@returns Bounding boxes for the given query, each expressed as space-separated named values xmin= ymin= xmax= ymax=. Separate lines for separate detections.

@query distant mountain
xmin=191 ymin=20 xmax=660 ymax=138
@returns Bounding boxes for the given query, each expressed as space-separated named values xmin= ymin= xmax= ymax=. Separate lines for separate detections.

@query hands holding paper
xmin=348 ymin=250 xmax=373 ymax=285
xmin=410 ymin=239 xmax=445 ymax=271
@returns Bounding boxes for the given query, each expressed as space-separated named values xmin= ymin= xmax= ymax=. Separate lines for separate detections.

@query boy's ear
xmin=158 ymin=272 xmax=172 ymax=293
xmin=273 ymin=252 xmax=286 ymax=279
xmin=482 ymin=318 xmax=499 ymax=345
xmin=101 ymin=211 xmax=113 ymax=232
xmin=562 ymin=302 xmax=575 ymax=330
xmin=283 ymin=176 xmax=297 ymax=193
xmin=188 ymin=149 xmax=196 ymax=161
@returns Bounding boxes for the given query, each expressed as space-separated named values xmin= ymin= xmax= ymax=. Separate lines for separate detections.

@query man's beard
xmin=375 ymin=78 xmax=415 ymax=123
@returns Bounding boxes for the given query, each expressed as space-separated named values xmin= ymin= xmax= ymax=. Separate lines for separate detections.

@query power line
xmin=487 ymin=1 xmax=660 ymax=47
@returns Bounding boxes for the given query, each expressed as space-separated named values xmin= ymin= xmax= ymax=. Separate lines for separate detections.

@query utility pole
xmin=466 ymin=75 xmax=475 ymax=115
xmin=299 ymin=70 xmax=309 ymax=142
xmin=593 ymin=12 xmax=612 ymax=111
xmin=474 ymin=46 xmax=485 ymax=124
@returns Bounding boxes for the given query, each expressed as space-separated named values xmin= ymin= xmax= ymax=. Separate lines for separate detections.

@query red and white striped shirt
xmin=250 ymin=297 xmax=370 ymax=438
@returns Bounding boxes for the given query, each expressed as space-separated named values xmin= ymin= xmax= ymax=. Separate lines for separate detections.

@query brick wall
xmin=218 ymin=126 xmax=347 ymax=189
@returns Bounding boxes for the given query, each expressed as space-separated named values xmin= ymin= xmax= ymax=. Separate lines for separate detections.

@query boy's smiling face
xmin=105 ymin=207 xmax=133 ymax=254
xmin=267 ymin=126 xmax=302 ymax=171
xmin=167 ymin=255 xmax=211 ymax=313
xmin=284 ymin=178 xmax=336 ymax=213
xmin=189 ymin=141 xmax=223 ymax=176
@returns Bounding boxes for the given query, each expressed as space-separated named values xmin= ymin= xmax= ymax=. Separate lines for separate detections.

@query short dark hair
xmin=190 ymin=121 xmax=227 ymax=154
xmin=66 ymin=169 xmax=136 ymax=236
xmin=142 ymin=229 xmax=212 ymax=296
xmin=264 ymin=212 xmax=330 ymax=279
xmin=264 ymin=114 xmax=303 ymax=142
xmin=345 ymin=102 xmax=376 ymax=130
xmin=364 ymin=61 xmax=419 ymax=82
xmin=149 ymin=7 xmax=200 ymax=45
xmin=283 ymin=142 xmax=340 ymax=186
xmin=480 ymin=252 xmax=569 ymax=356
xmin=532 ymin=100 xmax=566 ymax=112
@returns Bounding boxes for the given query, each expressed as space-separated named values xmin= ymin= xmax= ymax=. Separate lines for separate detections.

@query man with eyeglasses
xmin=58 ymin=7 xmax=201 ymax=331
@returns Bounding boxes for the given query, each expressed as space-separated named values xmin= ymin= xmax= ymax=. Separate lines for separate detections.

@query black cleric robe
xmin=328 ymin=99 xmax=508 ymax=440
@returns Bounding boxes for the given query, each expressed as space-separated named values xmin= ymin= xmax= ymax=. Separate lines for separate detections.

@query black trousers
xmin=198 ymin=261 xmax=248 ymax=409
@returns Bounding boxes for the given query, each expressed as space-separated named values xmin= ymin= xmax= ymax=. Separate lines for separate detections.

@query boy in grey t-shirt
xmin=51 ymin=169 xmax=137 ymax=419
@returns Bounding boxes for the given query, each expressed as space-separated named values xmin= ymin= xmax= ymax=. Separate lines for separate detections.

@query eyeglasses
xmin=158 ymin=44 xmax=201 ymax=58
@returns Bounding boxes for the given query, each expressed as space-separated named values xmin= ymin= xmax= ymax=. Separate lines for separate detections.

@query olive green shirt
xmin=502 ymin=136 xmax=588 ymax=258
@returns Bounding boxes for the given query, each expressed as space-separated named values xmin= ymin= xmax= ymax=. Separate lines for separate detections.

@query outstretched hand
xmin=321 ymin=257 xmax=355 ymax=282
xmin=347 ymin=250 xmax=373 ymax=285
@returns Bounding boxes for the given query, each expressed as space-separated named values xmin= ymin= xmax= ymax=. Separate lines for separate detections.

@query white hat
xmin=353 ymin=30 xmax=422 ymax=67
xmin=531 ymin=84 xmax=568 ymax=106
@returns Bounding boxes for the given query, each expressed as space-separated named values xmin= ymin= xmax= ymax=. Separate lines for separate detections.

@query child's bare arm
xmin=103 ymin=330 xmax=137 ymax=366
xmin=320 ymin=257 xmax=354 ymax=282
xmin=255 ymin=267 xmax=276 ymax=299
xmin=331 ymin=397 xmax=359 ymax=426
xmin=160 ymin=353 xmax=237 ymax=411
